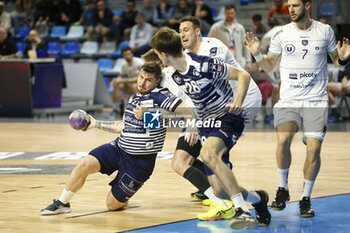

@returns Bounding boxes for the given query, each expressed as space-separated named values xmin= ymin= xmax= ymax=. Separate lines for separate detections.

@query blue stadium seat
xmin=97 ymin=58 xmax=114 ymax=73
xmin=47 ymin=41 xmax=62 ymax=56
xmin=50 ymin=26 xmax=67 ymax=38
xmin=16 ymin=42 xmax=26 ymax=57
xmin=15 ymin=26 xmax=30 ymax=39
xmin=111 ymin=41 xmax=129 ymax=58
xmin=61 ymin=41 xmax=80 ymax=57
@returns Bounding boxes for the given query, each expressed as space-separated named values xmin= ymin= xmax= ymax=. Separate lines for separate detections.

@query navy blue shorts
xmin=89 ymin=139 xmax=156 ymax=203
xmin=199 ymin=112 xmax=244 ymax=176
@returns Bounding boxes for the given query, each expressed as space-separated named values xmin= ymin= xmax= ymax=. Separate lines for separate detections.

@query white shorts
xmin=273 ymin=99 xmax=328 ymax=142
xmin=242 ymin=93 xmax=262 ymax=129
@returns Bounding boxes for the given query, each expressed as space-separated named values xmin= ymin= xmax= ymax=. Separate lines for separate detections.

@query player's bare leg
xmin=41 ymin=155 xmax=100 ymax=215
xmin=299 ymin=137 xmax=322 ymax=218
xmin=200 ymin=137 xmax=257 ymax=229
xmin=271 ymin=122 xmax=297 ymax=211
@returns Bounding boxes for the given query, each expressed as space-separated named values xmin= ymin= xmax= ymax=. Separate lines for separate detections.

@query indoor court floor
xmin=0 ymin=113 xmax=349 ymax=232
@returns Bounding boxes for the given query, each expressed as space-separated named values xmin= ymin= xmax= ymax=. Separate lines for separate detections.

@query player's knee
xmin=74 ymin=160 xmax=92 ymax=176
xmin=200 ymin=147 xmax=220 ymax=166
xmin=306 ymin=139 xmax=322 ymax=158
xmin=277 ymin=135 xmax=294 ymax=148
xmin=172 ymin=150 xmax=193 ymax=175
xmin=106 ymin=193 xmax=127 ymax=211
xmin=74 ymin=155 xmax=99 ymax=176
xmin=171 ymin=157 xmax=184 ymax=175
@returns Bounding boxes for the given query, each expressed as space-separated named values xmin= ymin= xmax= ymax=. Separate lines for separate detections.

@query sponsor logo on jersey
xmin=272 ymin=29 xmax=283 ymax=39
xmin=140 ymin=99 xmax=154 ymax=108
xmin=289 ymin=73 xmax=298 ymax=79
xmin=300 ymin=72 xmax=317 ymax=78
xmin=285 ymin=44 xmax=295 ymax=54
xmin=208 ymin=63 xmax=223 ymax=73
xmin=193 ymin=69 xmax=201 ymax=77
xmin=173 ymin=74 xmax=182 ymax=84
xmin=209 ymin=47 xmax=218 ymax=57
xmin=302 ymin=40 xmax=308 ymax=46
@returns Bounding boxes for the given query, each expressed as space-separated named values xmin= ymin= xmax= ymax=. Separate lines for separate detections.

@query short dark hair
xmin=151 ymin=27 xmax=183 ymax=57
xmin=225 ymin=4 xmax=236 ymax=11
xmin=179 ymin=16 xmax=201 ymax=29
xmin=141 ymin=62 xmax=162 ymax=80
xmin=252 ymin=14 xmax=262 ymax=22
xmin=302 ymin=0 xmax=312 ymax=4
xmin=122 ymin=47 xmax=133 ymax=53
xmin=142 ymin=49 xmax=161 ymax=63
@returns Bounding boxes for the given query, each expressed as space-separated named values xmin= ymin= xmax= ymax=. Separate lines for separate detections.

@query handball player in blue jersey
xmin=41 ymin=62 xmax=196 ymax=215
xmin=151 ymin=27 xmax=270 ymax=229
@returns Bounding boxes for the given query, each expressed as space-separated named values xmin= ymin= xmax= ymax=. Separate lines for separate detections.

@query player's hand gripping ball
xmin=69 ymin=109 xmax=91 ymax=130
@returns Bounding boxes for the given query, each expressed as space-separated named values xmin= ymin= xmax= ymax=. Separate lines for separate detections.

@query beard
xmin=137 ymin=87 xmax=151 ymax=95
xmin=291 ymin=10 xmax=306 ymax=23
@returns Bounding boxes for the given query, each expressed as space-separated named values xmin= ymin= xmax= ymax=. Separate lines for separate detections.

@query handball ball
xmin=69 ymin=109 xmax=90 ymax=130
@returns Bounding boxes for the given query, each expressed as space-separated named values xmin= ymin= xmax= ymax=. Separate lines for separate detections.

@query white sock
xmin=58 ymin=187 xmax=75 ymax=204
xmin=301 ymin=179 xmax=315 ymax=199
xmin=245 ymin=191 xmax=261 ymax=205
xmin=204 ymin=187 xmax=229 ymax=207
xmin=278 ymin=168 xmax=289 ymax=190
xmin=231 ymin=193 xmax=249 ymax=212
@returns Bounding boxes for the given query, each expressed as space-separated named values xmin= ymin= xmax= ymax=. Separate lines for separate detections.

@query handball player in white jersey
xmin=245 ymin=0 xmax=350 ymax=218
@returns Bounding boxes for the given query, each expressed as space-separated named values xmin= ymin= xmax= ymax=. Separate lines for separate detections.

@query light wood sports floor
xmin=0 ymin=122 xmax=349 ymax=232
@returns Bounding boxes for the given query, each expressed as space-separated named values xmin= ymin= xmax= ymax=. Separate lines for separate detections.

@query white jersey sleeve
xmin=195 ymin=37 xmax=241 ymax=69
xmin=194 ymin=37 xmax=261 ymax=108
xmin=160 ymin=66 xmax=194 ymax=107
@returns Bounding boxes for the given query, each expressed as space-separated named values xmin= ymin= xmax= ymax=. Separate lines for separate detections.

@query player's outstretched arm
xmin=86 ymin=114 xmax=124 ymax=133
xmin=245 ymin=32 xmax=279 ymax=72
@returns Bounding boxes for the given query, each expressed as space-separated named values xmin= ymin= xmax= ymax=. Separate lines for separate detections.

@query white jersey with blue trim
xmin=196 ymin=37 xmax=261 ymax=106
xmin=269 ymin=20 xmax=337 ymax=101
xmin=171 ymin=53 xmax=233 ymax=120
xmin=195 ymin=37 xmax=240 ymax=68
xmin=118 ymin=87 xmax=182 ymax=156
xmin=161 ymin=66 xmax=194 ymax=106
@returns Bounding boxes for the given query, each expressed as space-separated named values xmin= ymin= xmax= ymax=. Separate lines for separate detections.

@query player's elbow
xmin=238 ymin=70 xmax=251 ymax=84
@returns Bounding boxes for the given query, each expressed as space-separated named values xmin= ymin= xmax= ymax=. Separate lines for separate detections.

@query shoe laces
xmin=300 ymin=198 xmax=311 ymax=210
xmin=275 ymin=188 xmax=288 ymax=201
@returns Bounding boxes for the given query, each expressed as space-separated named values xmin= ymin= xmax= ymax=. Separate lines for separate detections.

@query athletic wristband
xmin=254 ymin=53 xmax=264 ymax=62
xmin=338 ymin=58 xmax=348 ymax=66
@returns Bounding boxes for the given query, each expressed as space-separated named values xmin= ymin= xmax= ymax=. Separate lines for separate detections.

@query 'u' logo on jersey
xmin=285 ymin=44 xmax=295 ymax=54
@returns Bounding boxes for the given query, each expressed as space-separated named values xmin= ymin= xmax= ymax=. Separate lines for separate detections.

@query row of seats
xmin=15 ymin=25 xmax=85 ymax=40
xmin=97 ymin=57 xmax=144 ymax=75
xmin=97 ymin=57 xmax=143 ymax=93
xmin=16 ymin=40 xmax=130 ymax=59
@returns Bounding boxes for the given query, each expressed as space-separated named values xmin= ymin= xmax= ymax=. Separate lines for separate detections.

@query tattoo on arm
xmin=95 ymin=121 xmax=122 ymax=133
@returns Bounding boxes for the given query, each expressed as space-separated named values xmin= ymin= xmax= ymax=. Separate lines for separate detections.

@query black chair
xmin=337 ymin=93 xmax=350 ymax=117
